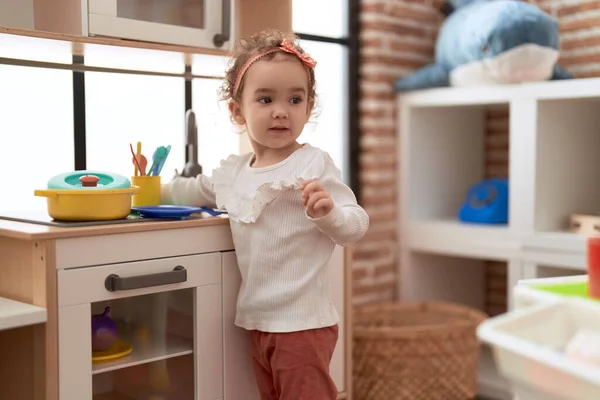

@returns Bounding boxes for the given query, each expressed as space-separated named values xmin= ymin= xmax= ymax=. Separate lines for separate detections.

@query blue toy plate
xmin=131 ymin=205 xmax=222 ymax=218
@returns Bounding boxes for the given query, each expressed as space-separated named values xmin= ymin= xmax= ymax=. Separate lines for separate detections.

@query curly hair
xmin=219 ymin=29 xmax=317 ymax=103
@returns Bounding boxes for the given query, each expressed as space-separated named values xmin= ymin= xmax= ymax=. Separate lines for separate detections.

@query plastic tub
xmin=513 ymin=275 xmax=590 ymax=310
xmin=478 ymin=299 xmax=600 ymax=400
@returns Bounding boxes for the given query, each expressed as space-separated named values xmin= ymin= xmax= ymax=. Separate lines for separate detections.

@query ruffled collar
xmin=211 ymin=144 xmax=326 ymax=223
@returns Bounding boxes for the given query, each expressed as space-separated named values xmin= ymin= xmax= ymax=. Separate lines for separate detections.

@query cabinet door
xmin=221 ymin=251 xmax=260 ymax=400
xmin=58 ymin=253 xmax=223 ymax=400
xmin=87 ymin=0 xmax=231 ymax=50
xmin=221 ymin=248 xmax=347 ymax=398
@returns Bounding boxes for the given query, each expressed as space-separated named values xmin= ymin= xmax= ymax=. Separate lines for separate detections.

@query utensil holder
xmin=131 ymin=176 xmax=161 ymax=206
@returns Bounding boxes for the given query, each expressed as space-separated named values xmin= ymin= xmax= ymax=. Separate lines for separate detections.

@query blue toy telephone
xmin=458 ymin=178 xmax=509 ymax=225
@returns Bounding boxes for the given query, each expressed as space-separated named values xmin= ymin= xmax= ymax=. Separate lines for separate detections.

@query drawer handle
xmin=213 ymin=0 xmax=231 ymax=48
xmin=104 ymin=266 xmax=187 ymax=292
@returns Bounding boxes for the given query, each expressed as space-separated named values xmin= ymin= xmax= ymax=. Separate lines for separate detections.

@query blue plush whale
xmin=395 ymin=0 xmax=572 ymax=91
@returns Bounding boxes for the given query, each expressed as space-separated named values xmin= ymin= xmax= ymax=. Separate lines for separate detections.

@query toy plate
xmin=132 ymin=205 xmax=214 ymax=218
xmin=92 ymin=339 xmax=133 ymax=362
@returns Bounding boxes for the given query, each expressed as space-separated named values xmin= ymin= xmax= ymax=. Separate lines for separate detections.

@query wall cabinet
xmin=86 ymin=0 xmax=232 ymax=49
xmin=0 ymin=0 xmax=292 ymax=52
xmin=0 ymin=217 xmax=352 ymax=400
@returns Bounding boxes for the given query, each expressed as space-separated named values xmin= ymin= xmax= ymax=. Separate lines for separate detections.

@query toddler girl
xmin=162 ymin=29 xmax=369 ymax=400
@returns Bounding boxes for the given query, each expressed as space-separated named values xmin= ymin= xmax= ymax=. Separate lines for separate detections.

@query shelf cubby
xmin=403 ymin=104 xmax=501 ymax=222
xmin=400 ymin=102 xmax=515 ymax=260
xmin=535 ymin=97 xmax=600 ymax=234
xmin=88 ymin=288 xmax=196 ymax=399
xmin=399 ymin=251 xmax=512 ymax=400
xmin=399 ymin=251 xmax=487 ymax=310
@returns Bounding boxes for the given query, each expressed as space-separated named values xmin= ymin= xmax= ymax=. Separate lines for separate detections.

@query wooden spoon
xmin=130 ymin=144 xmax=142 ymax=176
xmin=138 ymin=154 xmax=148 ymax=176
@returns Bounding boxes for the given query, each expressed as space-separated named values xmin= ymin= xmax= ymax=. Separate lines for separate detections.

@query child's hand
xmin=299 ymin=179 xmax=334 ymax=219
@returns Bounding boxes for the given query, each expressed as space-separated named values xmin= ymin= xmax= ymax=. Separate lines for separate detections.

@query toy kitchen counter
xmin=0 ymin=212 xmax=252 ymax=400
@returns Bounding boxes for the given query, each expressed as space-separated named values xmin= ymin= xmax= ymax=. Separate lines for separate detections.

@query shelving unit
xmin=0 ymin=297 xmax=46 ymax=331
xmin=397 ymin=77 xmax=600 ymax=400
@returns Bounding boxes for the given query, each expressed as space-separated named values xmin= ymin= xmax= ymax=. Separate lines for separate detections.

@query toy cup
xmin=91 ymin=306 xmax=118 ymax=351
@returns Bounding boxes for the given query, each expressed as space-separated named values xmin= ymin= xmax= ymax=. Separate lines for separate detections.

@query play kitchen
xmin=0 ymin=108 xmax=263 ymax=400
xmin=0 ymin=149 xmax=349 ymax=400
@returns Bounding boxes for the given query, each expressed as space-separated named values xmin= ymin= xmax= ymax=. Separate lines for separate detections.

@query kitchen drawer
xmin=58 ymin=252 xmax=221 ymax=307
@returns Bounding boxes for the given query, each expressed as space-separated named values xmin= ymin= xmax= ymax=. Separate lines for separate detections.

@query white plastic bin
xmin=513 ymin=275 xmax=588 ymax=310
xmin=478 ymin=299 xmax=600 ymax=400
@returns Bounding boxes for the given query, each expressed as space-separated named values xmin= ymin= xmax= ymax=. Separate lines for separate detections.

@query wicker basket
xmin=353 ymin=301 xmax=488 ymax=400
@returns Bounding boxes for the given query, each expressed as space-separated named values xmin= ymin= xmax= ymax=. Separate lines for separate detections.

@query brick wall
xmin=484 ymin=106 xmax=510 ymax=316
xmin=353 ymin=0 xmax=443 ymax=305
xmin=353 ymin=0 xmax=600 ymax=307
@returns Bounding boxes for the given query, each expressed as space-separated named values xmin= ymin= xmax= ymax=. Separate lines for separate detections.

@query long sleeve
xmin=160 ymin=174 xmax=217 ymax=208
xmin=308 ymin=157 xmax=369 ymax=246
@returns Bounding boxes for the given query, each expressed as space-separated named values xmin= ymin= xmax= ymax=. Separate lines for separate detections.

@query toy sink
xmin=513 ymin=275 xmax=595 ymax=310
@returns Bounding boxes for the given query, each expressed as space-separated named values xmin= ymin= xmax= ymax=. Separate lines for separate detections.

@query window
xmin=191 ymin=54 xmax=239 ymax=175
xmin=0 ymin=65 xmax=74 ymax=212
xmin=0 ymin=34 xmax=74 ymax=212
xmin=292 ymin=0 xmax=348 ymax=38
xmin=297 ymin=40 xmax=348 ymax=181
xmin=84 ymin=44 xmax=187 ymax=183
xmin=85 ymin=72 xmax=185 ymax=184
xmin=191 ymin=78 xmax=240 ymax=175
xmin=293 ymin=0 xmax=356 ymax=188
xmin=0 ymin=2 xmax=359 ymax=213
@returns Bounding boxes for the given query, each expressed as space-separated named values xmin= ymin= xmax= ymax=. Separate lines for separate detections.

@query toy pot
xmin=91 ymin=306 xmax=118 ymax=352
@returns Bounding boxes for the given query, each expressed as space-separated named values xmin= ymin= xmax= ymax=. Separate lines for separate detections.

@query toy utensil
xmin=155 ymin=145 xmax=171 ymax=176
xmin=130 ymin=143 xmax=142 ymax=176
xmin=147 ymin=147 xmax=160 ymax=176
xmin=138 ymin=153 xmax=148 ymax=176
xmin=136 ymin=141 xmax=142 ymax=175
xmin=148 ymin=146 xmax=167 ymax=176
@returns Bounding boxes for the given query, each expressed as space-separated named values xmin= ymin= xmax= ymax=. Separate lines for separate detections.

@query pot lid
xmin=48 ymin=171 xmax=131 ymax=190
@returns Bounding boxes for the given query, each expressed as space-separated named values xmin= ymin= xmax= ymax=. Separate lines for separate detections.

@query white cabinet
xmin=0 ymin=0 xmax=233 ymax=50
xmin=57 ymin=252 xmax=224 ymax=400
xmin=86 ymin=0 xmax=232 ymax=49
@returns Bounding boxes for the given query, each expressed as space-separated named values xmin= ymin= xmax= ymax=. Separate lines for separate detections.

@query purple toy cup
xmin=91 ymin=306 xmax=118 ymax=352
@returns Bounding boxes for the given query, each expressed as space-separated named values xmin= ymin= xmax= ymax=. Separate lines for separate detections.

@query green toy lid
xmin=47 ymin=171 xmax=131 ymax=190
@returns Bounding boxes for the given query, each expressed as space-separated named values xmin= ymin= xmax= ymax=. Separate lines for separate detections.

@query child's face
xmin=230 ymin=53 xmax=314 ymax=152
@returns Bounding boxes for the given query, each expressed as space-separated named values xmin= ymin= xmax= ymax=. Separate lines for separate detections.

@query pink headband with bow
xmin=232 ymin=39 xmax=317 ymax=99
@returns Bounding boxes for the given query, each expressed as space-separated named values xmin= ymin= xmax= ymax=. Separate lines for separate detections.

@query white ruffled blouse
xmin=162 ymin=144 xmax=369 ymax=332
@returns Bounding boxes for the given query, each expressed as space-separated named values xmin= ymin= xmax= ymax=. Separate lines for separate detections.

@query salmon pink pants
xmin=250 ymin=325 xmax=339 ymax=400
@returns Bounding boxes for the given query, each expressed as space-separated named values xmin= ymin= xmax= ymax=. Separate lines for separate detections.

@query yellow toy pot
xmin=35 ymin=171 xmax=140 ymax=221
